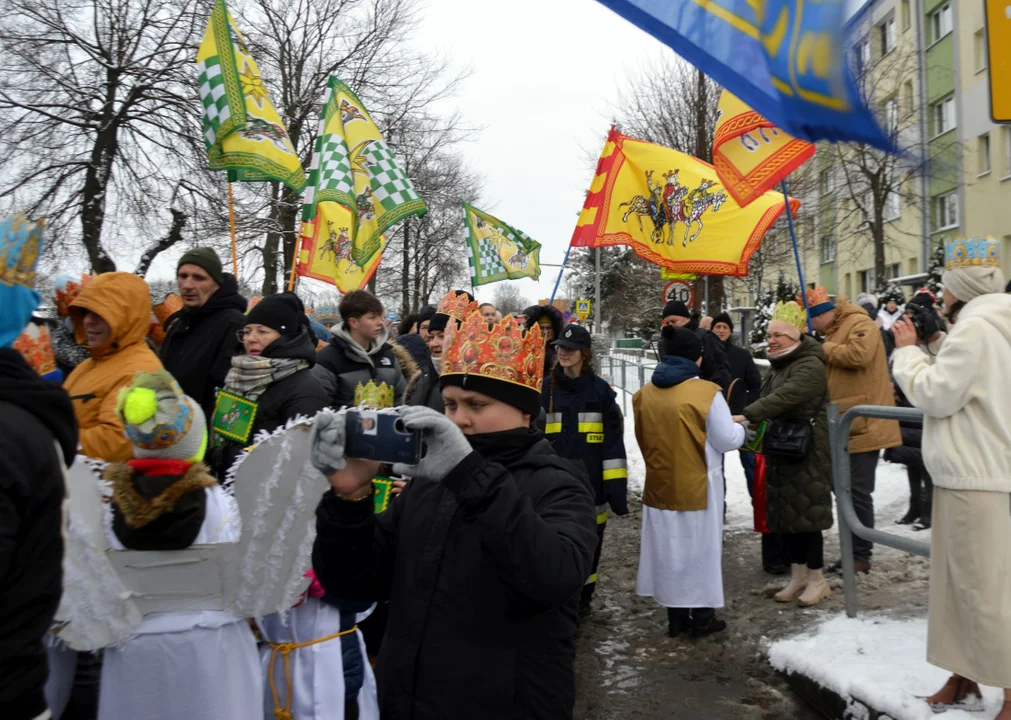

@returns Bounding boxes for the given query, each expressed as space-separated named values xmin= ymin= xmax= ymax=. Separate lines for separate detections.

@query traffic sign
xmin=986 ymin=0 xmax=1011 ymax=123
xmin=575 ymin=299 xmax=591 ymax=320
xmin=662 ymin=280 xmax=694 ymax=307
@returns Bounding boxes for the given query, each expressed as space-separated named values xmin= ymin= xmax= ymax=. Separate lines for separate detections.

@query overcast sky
xmin=406 ymin=0 xmax=669 ymax=308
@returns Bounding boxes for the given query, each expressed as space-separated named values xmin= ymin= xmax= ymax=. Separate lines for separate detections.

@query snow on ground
xmin=769 ymin=615 xmax=1006 ymax=719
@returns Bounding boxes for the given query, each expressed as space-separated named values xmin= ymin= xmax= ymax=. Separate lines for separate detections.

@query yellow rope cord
xmin=265 ymin=625 xmax=359 ymax=720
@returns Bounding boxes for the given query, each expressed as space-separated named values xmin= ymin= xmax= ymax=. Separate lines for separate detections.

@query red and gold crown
xmin=435 ymin=289 xmax=480 ymax=322
xmin=13 ymin=323 xmax=59 ymax=380
xmin=54 ymin=274 xmax=94 ymax=317
xmin=440 ymin=310 xmax=545 ymax=393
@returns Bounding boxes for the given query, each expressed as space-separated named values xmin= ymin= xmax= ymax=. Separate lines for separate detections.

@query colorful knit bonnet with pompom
xmin=116 ymin=368 xmax=207 ymax=462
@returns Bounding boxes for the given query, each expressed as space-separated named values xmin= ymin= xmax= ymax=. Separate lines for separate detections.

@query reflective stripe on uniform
xmin=584 ymin=573 xmax=598 ymax=585
xmin=545 ymin=412 xmax=562 ymax=434
xmin=578 ymin=412 xmax=604 ymax=434
xmin=602 ymin=458 xmax=628 ymax=480
xmin=596 ymin=503 xmax=608 ymax=525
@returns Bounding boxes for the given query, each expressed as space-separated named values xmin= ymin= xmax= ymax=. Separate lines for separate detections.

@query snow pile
xmin=768 ymin=615 xmax=1005 ymax=719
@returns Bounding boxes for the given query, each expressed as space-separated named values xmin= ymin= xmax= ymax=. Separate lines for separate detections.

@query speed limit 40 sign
xmin=662 ymin=279 xmax=694 ymax=307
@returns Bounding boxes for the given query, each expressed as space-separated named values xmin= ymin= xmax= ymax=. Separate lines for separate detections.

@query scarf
xmin=768 ymin=339 xmax=803 ymax=361
xmin=467 ymin=426 xmax=544 ymax=468
xmin=224 ymin=354 xmax=308 ymax=401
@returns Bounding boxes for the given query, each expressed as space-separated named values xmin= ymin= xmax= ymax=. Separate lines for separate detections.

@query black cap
xmin=245 ymin=294 xmax=303 ymax=336
xmin=552 ymin=323 xmax=591 ymax=349
xmin=658 ymin=325 xmax=702 ymax=361
xmin=418 ymin=305 xmax=437 ymax=324
xmin=712 ymin=312 xmax=733 ymax=332
xmin=662 ymin=300 xmax=691 ymax=320
xmin=440 ymin=373 xmax=541 ymax=417
xmin=177 ymin=247 xmax=224 ymax=286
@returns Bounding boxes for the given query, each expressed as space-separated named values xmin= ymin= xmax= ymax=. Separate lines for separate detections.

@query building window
xmin=936 ymin=192 xmax=959 ymax=230
xmin=853 ymin=37 xmax=871 ymax=75
xmin=880 ymin=17 xmax=896 ymax=56
xmin=888 ymin=262 xmax=901 ymax=279
xmin=859 ymin=269 xmax=877 ymax=294
xmin=930 ymin=3 xmax=952 ymax=44
xmin=885 ymin=189 xmax=901 ymax=221
xmin=975 ymin=29 xmax=988 ymax=72
xmin=820 ymin=235 xmax=835 ymax=264
xmin=901 ymin=80 xmax=914 ymax=117
xmin=901 ymin=0 xmax=911 ymax=31
xmin=931 ymin=95 xmax=956 ymax=136
xmin=844 ymin=273 xmax=852 ymax=298
xmin=908 ymin=257 xmax=919 ymax=274
xmin=819 ymin=168 xmax=834 ymax=195
xmin=885 ymin=97 xmax=899 ymax=135
xmin=979 ymin=133 xmax=991 ymax=175
xmin=1004 ymin=126 xmax=1011 ymax=177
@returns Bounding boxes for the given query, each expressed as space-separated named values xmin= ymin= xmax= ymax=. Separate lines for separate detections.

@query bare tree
xmin=237 ymin=0 xmax=468 ymax=295
xmin=0 ymin=0 xmax=212 ymax=274
xmin=490 ymin=282 xmax=526 ymax=315
xmin=827 ymin=39 xmax=928 ymax=283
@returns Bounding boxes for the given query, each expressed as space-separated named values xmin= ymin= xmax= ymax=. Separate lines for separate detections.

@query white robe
xmin=257 ymin=599 xmax=379 ymax=720
xmin=98 ymin=486 xmax=264 ymax=720
xmin=635 ymin=387 xmax=744 ymax=609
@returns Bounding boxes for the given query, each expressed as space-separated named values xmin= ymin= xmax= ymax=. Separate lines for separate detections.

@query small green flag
xmin=463 ymin=202 xmax=542 ymax=286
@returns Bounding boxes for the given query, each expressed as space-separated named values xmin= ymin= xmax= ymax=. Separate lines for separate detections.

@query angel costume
xmin=257 ymin=579 xmax=379 ymax=720
xmin=97 ymin=469 xmax=263 ymax=720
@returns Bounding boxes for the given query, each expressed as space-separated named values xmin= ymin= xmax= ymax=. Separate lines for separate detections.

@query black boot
xmin=666 ymin=608 xmax=691 ymax=638
xmin=896 ymin=473 xmax=921 ymax=524
xmin=690 ymin=608 xmax=727 ymax=638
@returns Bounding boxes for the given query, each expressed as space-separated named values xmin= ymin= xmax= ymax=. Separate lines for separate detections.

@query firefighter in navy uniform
xmin=542 ymin=323 xmax=629 ymax=615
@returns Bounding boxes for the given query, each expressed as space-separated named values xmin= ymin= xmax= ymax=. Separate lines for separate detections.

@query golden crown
xmin=771 ymin=301 xmax=808 ymax=331
xmin=354 ymin=380 xmax=395 ymax=409
xmin=945 ymin=236 xmax=1000 ymax=270
xmin=0 ymin=214 xmax=44 ymax=290
xmin=441 ymin=310 xmax=545 ymax=393
xmin=435 ymin=289 xmax=480 ymax=322
xmin=54 ymin=274 xmax=95 ymax=317
xmin=13 ymin=323 xmax=57 ymax=378
xmin=797 ymin=286 xmax=831 ymax=308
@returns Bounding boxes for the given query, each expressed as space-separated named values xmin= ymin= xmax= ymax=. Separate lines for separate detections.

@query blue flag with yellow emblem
xmin=593 ymin=0 xmax=894 ymax=152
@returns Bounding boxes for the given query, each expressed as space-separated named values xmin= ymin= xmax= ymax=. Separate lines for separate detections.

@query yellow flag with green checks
xmin=196 ymin=0 xmax=305 ymax=193
xmin=463 ymin=203 xmax=541 ymax=286
xmin=300 ymin=76 xmax=426 ymax=267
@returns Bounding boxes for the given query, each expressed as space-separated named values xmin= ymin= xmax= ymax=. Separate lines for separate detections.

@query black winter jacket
xmin=312 ymin=429 xmax=597 ymax=720
xmin=742 ymin=337 xmax=833 ymax=534
xmin=405 ymin=357 xmax=444 ymax=413
xmin=541 ymin=366 xmax=628 ymax=516
xmin=687 ymin=320 xmax=732 ymax=391
xmin=722 ymin=339 xmax=762 ymax=415
xmin=0 ymin=349 xmax=78 ymax=720
xmin=209 ymin=329 xmax=327 ymax=479
xmin=159 ymin=274 xmax=247 ymax=420
xmin=313 ymin=325 xmax=407 ymax=409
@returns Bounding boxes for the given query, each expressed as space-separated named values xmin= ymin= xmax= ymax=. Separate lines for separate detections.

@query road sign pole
xmin=594 ymin=247 xmax=602 ymax=333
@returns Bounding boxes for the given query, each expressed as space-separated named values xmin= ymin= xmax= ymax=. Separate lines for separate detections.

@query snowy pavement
xmin=769 ymin=616 xmax=1006 ymax=719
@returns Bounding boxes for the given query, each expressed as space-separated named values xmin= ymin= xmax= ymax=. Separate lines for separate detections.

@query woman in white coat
xmin=891 ymin=237 xmax=1011 ymax=717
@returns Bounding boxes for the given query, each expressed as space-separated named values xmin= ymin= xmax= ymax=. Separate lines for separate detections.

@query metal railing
xmin=599 ymin=353 xmax=653 ymax=415
xmin=827 ymin=402 xmax=929 ymax=618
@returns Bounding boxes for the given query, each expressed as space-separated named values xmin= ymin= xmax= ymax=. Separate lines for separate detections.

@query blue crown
xmin=0 ymin=214 xmax=44 ymax=290
xmin=945 ymin=236 xmax=1000 ymax=271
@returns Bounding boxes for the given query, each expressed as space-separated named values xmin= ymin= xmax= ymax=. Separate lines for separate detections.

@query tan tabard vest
xmin=634 ymin=379 xmax=720 ymax=512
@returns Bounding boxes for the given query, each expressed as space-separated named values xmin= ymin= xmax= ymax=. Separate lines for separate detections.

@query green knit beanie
xmin=177 ymin=247 xmax=223 ymax=285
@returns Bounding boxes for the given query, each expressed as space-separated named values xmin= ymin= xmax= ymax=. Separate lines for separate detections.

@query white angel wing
xmin=225 ymin=418 xmax=331 ymax=619
xmin=54 ymin=457 xmax=142 ymax=651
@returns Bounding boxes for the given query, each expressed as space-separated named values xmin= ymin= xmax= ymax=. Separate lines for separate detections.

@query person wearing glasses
xmin=208 ymin=294 xmax=327 ymax=479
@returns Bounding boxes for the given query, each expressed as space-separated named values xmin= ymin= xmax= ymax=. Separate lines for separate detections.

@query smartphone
xmin=344 ymin=410 xmax=422 ymax=466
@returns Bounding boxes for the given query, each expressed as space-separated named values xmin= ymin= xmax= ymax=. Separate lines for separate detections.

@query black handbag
xmin=762 ymin=418 xmax=814 ymax=463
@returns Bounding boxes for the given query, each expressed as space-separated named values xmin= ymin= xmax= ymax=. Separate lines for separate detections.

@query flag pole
xmin=549 ymin=244 xmax=573 ymax=304
xmin=287 ymin=236 xmax=299 ymax=292
xmin=781 ymin=180 xmax=813 ymax=335
xmin=228 ymin=182 xmax=238 ymax=277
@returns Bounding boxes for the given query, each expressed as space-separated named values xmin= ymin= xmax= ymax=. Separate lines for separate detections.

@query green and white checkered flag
xmin=463 ymin=203 xmax=542 ymax=287
xmin=300 ymin=77 xmax=426 ymax=267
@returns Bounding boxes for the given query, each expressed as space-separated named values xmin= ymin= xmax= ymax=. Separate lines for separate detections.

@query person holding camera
xmin=309 ymin=310 xmax=597 ymax=720
xmin=892 ymin=237 xmax=1011 ymax=716
xmin=738 ymin=302 xmax=833 ymax=607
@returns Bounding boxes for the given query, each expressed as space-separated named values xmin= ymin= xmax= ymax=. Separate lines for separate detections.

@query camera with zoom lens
xmin=906 ymin=302 xmax=943 ymax=342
